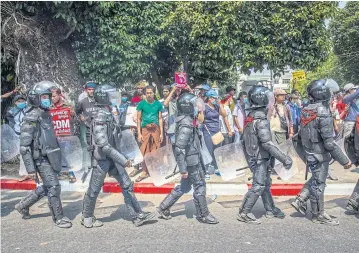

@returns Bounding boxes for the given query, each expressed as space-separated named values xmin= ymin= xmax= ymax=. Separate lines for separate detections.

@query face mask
xmin=41 ymin=99 xmax=51 ymax=108
xmin=243 ymin=98 xmax=248 ymax=104
xmin=212 ymin=100 xmax=217 ymax=105
xmin=17 ymin=102 xmax=27 ymax=109
xmin=122 ymin=97 xmax=128 ymax=103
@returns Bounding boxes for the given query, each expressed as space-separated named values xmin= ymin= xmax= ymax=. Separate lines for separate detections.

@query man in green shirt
xmin=130 ymin=85 xmax=163 ymax=182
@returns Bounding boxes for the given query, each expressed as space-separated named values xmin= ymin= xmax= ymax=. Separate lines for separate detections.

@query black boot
xmin=133 ymin=212 xmax=156 ymax=227
xmin=310 ymin=196 xmax=339 ymax=226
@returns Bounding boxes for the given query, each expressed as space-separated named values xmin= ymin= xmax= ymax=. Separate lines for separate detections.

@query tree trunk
xmin=1 ymin=13 xmax=84 ymax=104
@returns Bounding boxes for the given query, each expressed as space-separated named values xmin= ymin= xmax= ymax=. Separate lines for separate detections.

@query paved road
xmin=1 ymin=190 xmax=359 ymax=253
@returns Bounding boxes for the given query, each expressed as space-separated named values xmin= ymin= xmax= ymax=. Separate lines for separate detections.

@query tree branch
xmin=59 ymin=25 xmax=76 ymax=42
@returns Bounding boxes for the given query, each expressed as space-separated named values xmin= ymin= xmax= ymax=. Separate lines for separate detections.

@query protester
xmin=163 ymin=85 xmax=181 ymax=144
xmin=131 ymin=85 xmax=163 ymax=182
xmin=118 ymin=92 xmax=131 ymax=129
xmin=6 ymin=94 xmax=33 ymax=182
xmin=219 ymin=95 xmax=235 ymax=145
xmin=197 ymin=83 xmax=211 ymax=101
xmin=202 ymin=89 xmax=227 ymax=175
xmin=225 ymin=86 xmax=236 ymax=112
xmin=51 ymin=87 xmax=77 ymax=183
xmin=76 ymin=81 xmax=98 ymax=170
xmin=160 ymin=85 xmax=170 ymax=146
xmin=288 ymin=93 xmax=301 ymax=134
xmin=131 ymin=80 xmax=147 ymax=105
xmin=1 ymin=87 xmax=20 ymax=101
xmin=342 ymin=83 xmax=359 ymax=138
xmin=291 ymin=89 xmax=302 ymax=107
xmin=6 ymin=95 xmax=27 ymax=135
xmin=233 ymin=91 xmax=248 ymax=142
xmin=268 ymin=88 xmax=294 ymax=144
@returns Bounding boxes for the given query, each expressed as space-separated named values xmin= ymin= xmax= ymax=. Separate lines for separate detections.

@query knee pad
xmin=121 ymin=180 xmax=133 ymax=192
xmin=47 ymin=185 xmax=61 ymax=197
xmin=35 ymin=185 xmax=46 ymax=197
xmin=251 ymin=182 xmax=265 ymax=196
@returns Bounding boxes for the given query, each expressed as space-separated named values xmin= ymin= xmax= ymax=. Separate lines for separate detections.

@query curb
xmin=1 ymin=179 xmax=355 ymax=196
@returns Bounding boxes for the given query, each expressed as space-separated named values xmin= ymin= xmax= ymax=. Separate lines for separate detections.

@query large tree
xmin=330 ymin=1 xmax=359 ymax=83
xmin=1 ymin=1 xmax=338 ymax=93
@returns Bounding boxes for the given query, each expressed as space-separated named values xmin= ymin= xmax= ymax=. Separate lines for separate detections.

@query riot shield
xmin=292 ymin=134 xmax=306 ymax=163
xmin=342 ymin=133 xmax=359 ymax=166
xmin=1 ymin=124 xmax=20 ymax=163
xmin=214 ymin=142 xmax=248 ymax=181
xmin=273 ymin=139 xmax=305 ymax=180
xmin=57 ymin=136 xmax=83 ymax=172
xmin=145 ymin=144 xmax=179 ymax=186
xmin=19 ymin=155 xmax=28 ymax=176
xmin=336 ymin=136 xmax=351 ymax=162
xmin=117 ymin=129 xmax=143 ymax=165
xmin=198 ymin=131 xmax=213 ymax=165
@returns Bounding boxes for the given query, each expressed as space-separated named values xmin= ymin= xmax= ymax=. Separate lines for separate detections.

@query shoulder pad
xmin=252 ymin=110 xmax=267 ymax=120
xmin=316 ymin=106 xmax=330 ymax=117
xmin=256 ymin=118 xmax=270 ymax=130
xmin=23 ymin=108 xmax=40 ymax=122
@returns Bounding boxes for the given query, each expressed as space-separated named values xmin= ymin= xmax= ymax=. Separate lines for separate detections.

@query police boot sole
xmin=291 ymin=201 xmax=306 ymax=215
xmin=197 ymin=217 xmax=219 ymax=225
xmin=157 ymin=208 xmax=172 ymax=220
xmin=55 ymin=222 xmax=72 ymax=229
xmin=15 ymin=205 xmax=30 ymax=219
xmin=312 ymin=219 xmax=339 ymax=226
xmin=265 ymin=212 xmax=285 ymax=219
xmin=237 ymin=216 xmax=261 ymax=225
xmin=134 ymin=212 xmax=156 ymax=227
xmin=346 ymin=204 xmax=359 ymax=214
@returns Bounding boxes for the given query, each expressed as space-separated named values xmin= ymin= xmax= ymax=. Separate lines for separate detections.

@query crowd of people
xmin=2 ymin=77 xmax=359 ymax=229
xmin=2 ymin=79 xmax=359 ymax=184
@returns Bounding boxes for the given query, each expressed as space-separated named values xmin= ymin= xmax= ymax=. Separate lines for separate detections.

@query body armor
xmin=158 ymin=114 xmax=218 ymax=224
xmin=292 ymin=94 xmax=349 ymax=225
xmin=82 ymin=101 xmax=154 ymax=227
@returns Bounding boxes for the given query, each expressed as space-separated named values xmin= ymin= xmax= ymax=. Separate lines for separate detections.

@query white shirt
xmin=219 ymin=105 xmax=234 ymax=134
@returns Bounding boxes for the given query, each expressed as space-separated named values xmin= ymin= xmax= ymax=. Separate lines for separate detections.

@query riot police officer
xmin=15 ymin=81 xmax=72 ymax=228
xmin=238 ymin=85 xmax=293 ymax=224
xmin=291 ymin=79 xmax=351 ymax=225
xmin=81 ymin=84 xmax=155 ymax=228
xmin=157 ymin=92 xmax=218 ymax=224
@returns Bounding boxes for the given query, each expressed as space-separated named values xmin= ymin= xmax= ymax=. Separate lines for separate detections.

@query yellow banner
xmin=292 ymin=70 xmax=306 ymax=81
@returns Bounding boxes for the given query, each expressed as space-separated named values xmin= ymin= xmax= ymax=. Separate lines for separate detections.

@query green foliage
xmin=4 ymin=1 xmax=339 ymax=89
xmin=330 ymin=1 xmax=359 ymax=83
xmin=294 ymin=52 xmax=346 ymax=95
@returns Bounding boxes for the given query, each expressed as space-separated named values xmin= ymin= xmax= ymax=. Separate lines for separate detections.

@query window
xmin=282 ymin=79 xmax=290 ymax=84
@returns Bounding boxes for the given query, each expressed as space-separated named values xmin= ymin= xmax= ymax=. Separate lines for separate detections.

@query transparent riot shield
xmin=145 ymin=144 xmax=179 ymax=186
xmin=336 ymin=136 xmax=351 ymax=161
xmin=198 ymin=130 xmax=213 ymax=165
xmin=118 ymin=129 xmax=143 ymax=165
xmin=19 ymin=155 xmax=28 ymax=176
xmin=1 ymin=124 xmax=20 ymax=163
xmin=214 ymin=142 xmax=248 ymax=181
xmin=57 ymin=136 xmax=83 ymax=172
xmin=273 ymin=139 xmax=305 ymax=180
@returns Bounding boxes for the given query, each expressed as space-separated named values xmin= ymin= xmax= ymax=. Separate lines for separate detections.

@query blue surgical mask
xmin=41 ymin=99 xmax=51 ymax=108
xmin=243 ymin=98 xmax=248 ymax=104
xmin=121 ymin=97 xmax=128 ymax=103
xmin=212 ymin=101 xmax=217 ymax=105
xmin=17 ymin=102 xmax=27 ymax=109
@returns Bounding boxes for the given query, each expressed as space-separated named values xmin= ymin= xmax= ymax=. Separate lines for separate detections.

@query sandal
xmin=68 ymin=171 xmax=77 ymax=183
xmin=18 ymin=175 xmax=35 ymax=182
xmin=129 ymin=169 xmax=141 ymax=177
xmin=135 ymin=174 xmax=149 ymax=182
